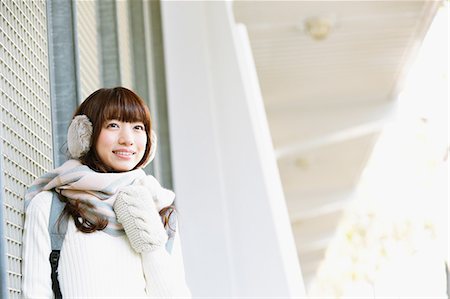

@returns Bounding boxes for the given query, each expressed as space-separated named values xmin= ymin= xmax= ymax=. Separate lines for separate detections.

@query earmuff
xmin=67 ymin=115 xmax=92 ymax=159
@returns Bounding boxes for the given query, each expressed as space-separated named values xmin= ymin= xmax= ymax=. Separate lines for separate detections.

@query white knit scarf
xmin=25 ymin=159 xmax=172 ymax=236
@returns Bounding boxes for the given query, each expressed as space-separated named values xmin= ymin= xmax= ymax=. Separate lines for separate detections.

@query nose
xmin=118 ymin=126 xmax=134 ymax=145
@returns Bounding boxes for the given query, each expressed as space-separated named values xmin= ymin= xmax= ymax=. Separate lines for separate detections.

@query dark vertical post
xmin=98 ymin=0 xmax=121 ymax=87
xmin=47 ymin=0 xmax=79 ymax=166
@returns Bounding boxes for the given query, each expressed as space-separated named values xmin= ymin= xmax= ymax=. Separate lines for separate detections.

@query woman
xmin=22 ymin=87 xmax=191 ymax=298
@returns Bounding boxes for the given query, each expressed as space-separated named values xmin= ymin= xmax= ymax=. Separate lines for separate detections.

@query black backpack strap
xmin=49 ymin=250 xmax=62 ymax=298
xmin=48 ymin=192 xmax=68 ymax=298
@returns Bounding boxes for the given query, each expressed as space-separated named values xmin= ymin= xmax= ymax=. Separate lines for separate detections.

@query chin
xmin=110 ymin=162 xmax=138 ymax=172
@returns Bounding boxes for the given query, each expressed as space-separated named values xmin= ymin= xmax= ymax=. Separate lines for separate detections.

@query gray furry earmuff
xmin=143 ymin=130 xmax=157 ymax=167
xmin=67 ymin=115 xmax=158 ymax=165
xmin=67 ymin=115 xmax=93 ymax=159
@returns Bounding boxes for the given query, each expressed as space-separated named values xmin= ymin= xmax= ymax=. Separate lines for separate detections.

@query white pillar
xmin=161 ymin=1 xmax=306 ymax=297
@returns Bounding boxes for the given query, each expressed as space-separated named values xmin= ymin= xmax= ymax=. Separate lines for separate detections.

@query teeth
xmin=114 ymin=151 xmax=134 ymax=156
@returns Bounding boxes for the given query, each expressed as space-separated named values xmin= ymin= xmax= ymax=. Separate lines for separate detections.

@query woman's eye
xmin=107 ymin=122 xmax=119 ymax=128
xmin=134 ymin=125 xmax=145 ymax=131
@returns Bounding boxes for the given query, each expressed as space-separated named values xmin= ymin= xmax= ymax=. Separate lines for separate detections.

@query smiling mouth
xmin=113 ymin=151 xmax=135 ymax=156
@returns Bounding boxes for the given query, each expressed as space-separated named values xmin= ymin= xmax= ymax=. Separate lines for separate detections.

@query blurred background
xmin=0 ymin=0 xmax=448 ymax=298
xmin=233 ymin=1 xmax=448 ymax=296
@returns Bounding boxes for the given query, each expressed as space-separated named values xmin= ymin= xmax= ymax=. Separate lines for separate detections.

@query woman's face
xmin=95 ymin=119 xmax=147 ymax=172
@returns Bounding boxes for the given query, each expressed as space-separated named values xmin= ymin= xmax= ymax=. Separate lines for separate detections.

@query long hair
xmin=61 ymin=87 xmax=175 ymax=233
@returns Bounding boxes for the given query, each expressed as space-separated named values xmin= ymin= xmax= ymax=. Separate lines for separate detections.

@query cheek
xmin=96 ymin=131 xmax=113 ymax=152
xmin=138 ymin=135 xmax=148 ymax=150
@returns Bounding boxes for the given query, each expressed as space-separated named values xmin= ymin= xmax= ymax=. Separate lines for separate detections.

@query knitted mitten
xmin=114 ymin=186 xmax=168 ymax=253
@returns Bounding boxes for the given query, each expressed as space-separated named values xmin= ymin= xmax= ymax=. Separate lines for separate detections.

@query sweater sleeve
xmin=142 ymin=230 xmax=192 ymax=298
xmin=21 ymin=192 xmax=53 ymax=298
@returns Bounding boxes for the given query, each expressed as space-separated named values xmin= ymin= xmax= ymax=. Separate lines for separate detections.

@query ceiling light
xmin=300 ymin=16 xmax=337 ymax=41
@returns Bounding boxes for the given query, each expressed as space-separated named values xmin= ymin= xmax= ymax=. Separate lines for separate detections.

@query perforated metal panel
xmin=0 ymin=0 xmax=53 ymax=297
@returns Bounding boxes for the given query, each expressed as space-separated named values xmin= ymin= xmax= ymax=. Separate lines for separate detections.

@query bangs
xmin=102 ymin=90 xmax=149 ymax=125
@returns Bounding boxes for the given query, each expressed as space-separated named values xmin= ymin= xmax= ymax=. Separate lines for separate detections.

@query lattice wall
xmin=0 ymin=0 xmax=53 ymax=297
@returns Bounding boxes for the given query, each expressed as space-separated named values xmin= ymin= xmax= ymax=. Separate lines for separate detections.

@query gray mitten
xmin=114 ymin=185 xmax=168 ymax=253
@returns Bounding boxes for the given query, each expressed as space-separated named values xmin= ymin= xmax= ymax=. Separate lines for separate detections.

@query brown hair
xmin=61 ymin=87 xmax=175 ymax=233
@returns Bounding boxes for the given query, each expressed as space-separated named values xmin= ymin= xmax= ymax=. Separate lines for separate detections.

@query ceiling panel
xmin=234 ymin=1 xmax=434 ymax=107
xmin=233 ymin=0 xmax=439 ymax=291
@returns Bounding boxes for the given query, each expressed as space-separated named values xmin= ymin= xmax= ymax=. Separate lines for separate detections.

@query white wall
xmin=161 ymin=1 xmax=306 ymax=297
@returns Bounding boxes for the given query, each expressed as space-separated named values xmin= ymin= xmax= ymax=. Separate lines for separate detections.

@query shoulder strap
xmin=48 ymin=192 xmax=68 ymax=299
xmin=49 ymin=192 xmax=68 ymax=250
xmin=164 ymin=210 xmax=178 ymax=254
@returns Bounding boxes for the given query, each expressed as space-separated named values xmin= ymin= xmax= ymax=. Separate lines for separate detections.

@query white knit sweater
xmin=22 ymin=191 xmax=192 ymax=298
